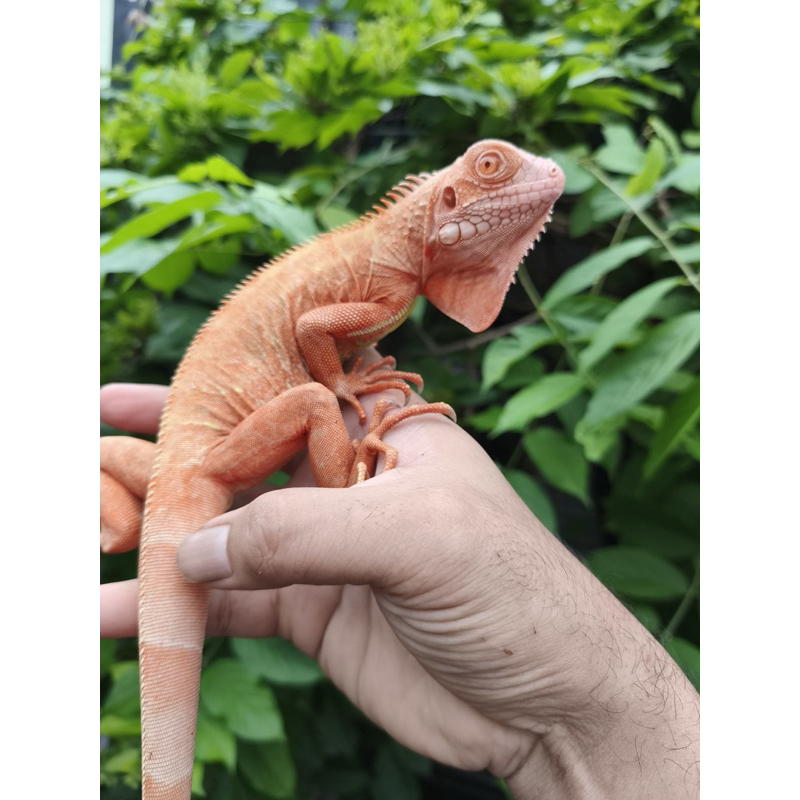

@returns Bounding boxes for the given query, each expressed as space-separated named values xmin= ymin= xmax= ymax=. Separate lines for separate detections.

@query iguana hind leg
xmin=202 ymin=383 xmax=360 ymax=492
xmin=100 ymin=392 xmax=457 ymax=553
xmin=203 ymin=383 xmax=456 ymax=492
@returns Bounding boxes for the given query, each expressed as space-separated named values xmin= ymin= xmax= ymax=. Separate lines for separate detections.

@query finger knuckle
xmin=239 ymin=496 xmax=285 ymax=579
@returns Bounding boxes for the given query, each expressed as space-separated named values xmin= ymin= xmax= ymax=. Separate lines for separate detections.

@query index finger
xmin=100 ymin=383 xmax=168 ymax=433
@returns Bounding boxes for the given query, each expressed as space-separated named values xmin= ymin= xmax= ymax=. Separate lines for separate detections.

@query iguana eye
xmin=475 ymin=150 xmax=508 ymax=181
xmin=476 ymin=151 xmax=503 ymax=178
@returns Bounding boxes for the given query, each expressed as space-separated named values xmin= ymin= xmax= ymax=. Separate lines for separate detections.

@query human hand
xmin=100 ymin=379 xmax=699 ymax=798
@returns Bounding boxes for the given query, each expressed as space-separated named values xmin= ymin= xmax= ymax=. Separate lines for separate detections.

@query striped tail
xmin=138 ymin=474 xmax=229 ymax=799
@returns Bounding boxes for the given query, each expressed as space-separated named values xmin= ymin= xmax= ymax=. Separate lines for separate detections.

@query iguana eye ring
xmin=475 ymin=150 xmax=504 ymax=179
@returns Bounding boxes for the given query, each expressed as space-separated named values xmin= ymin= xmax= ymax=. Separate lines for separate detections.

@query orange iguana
xmin=100 ymin=139 xmax=564 ymax=799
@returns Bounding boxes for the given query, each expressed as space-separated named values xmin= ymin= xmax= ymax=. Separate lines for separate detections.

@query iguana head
xmin=420 ymin=140 xmax=564 ymax=332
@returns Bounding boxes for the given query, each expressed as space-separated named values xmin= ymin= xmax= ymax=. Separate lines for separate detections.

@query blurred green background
xmin=100 ymin=1 xmax=699 ymax=796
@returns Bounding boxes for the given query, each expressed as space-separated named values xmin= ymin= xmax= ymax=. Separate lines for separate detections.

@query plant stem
xmin=581 ymin=162 xmax=700 ymax=292
xmin=517 ymin=264 xmax=596 ymax=388
xmin=661 ymin=568 xmax=699 ymax=645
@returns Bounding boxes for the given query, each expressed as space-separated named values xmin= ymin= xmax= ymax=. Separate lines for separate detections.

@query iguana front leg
xmin=349 ymin=398 xmax=456 ymax=483
xmin=296 ymin=298 xmax=421 ymax=422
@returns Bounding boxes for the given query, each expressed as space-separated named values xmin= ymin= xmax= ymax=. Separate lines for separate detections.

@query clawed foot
xmin=349 ymin=399 xmax=456 ymax=484
xmin=337 ymin=356 xmax=424 ymax=423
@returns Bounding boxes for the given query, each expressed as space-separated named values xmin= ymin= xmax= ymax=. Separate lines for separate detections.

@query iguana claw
xmin=349 ymin=400 xmax=456 ymax=483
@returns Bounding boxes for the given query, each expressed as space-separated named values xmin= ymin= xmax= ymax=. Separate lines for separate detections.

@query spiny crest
xmin=365 ymin=172 xmax=431 ymax=219
xmin=181 ymin=172 xmax=433 ymax=353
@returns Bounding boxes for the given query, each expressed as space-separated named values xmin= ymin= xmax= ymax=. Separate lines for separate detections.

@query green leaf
xmin=206 ymin=154 xmax=252 ymax=185
xmin=549 ymin=149 xmax=596 ymax=194
xmin=176 ymin=214 xmax=254 ymax=251
xmin=100 ymin=168 xmax=141 ymax=189
xmin=583 ymin=311 xmax=700 ymax=426
xmin=316 ymin=98 xmax=385 ymax=149
xmin=660 ymin=242 xmax=699 ymax=264
xmin=180 ymin=266 xmax=248 ymax=305
xmin=195 ymin=711 xmax=237 ymax=770
xmin=177 ymin=155 xmax=254 ymax=186
xmin=647 ymin=116 xmax=683 ymax=160
xmin=191 ymin=762 xmax=205 ymax=798
xmin=606 ymin=496 xmax=698 ymax=561
xmin=664 ymin=636 xmax=700 ymax=690
xmin=481 ymin=325 xmax=554 ymax=392
xmin=219 ymin=17 xmax=269 ymax=46
xmin=585 ymin=546 xmax=689 ymax=600
xmin=492 ymin=373 xmax=586 ymax=435
xmin=145 ymin=301 xmax=210 ymax=364
xmin=625 ymin=138 xmax=666 ymax=196
xmin=249 ymin=183 xmax=318 ymax=245
xmin=317 ymin=204 xmax=359 ymax=230
xmin=239 ymin=740 xmax=296 ymax=798
xmin=551 ymin=294 xmax=617 ymax=339
xmin=578 ymin=277 xmax=683 ymax=371
xmin=542 ymin=237 xmax=655 ymax=310
xmin=644 ymin=378 xmax=700 ymax=477
xmin=127 ymin=181 xmax=202 ymax=209
xmin=102 ymin=746 xmax=141 ymax=775
xmin=568 ymin=185 xmax=634 ymax=236
xmin=594 ymin=124 xmax=644 ymax=174
xmin=100 ymin=237 xmax=179 ymax=276
xmin=100 ymin=639 xmax=116 ymax=677
xmin=260 ymin=107 xmax=322 ymax=149
xmin=415 ymin=79 xmax=493 ymax=109
xmin=465 ymin=405 xmax=501 ymax=432
xmin=231 ymin=637 xmax=325 ymax=686
xmin=523 ymin=427 xmax=590 ymax=506
xmin=502 ymin=468 xmax=558 ymax=533
xmin=100 ymin=176 xmax=195 ymax=210
xmin=628 ymin=602 xmax=662 ymax=635
xmin=682 ymin=130 xmax=700 ymax=149
xmin=220 ymin=48 xmax=254 ymax=88
xmin=661 ymin=154 xmax=700 ymax=194
xmin=408 ymin=295 xmax=427 ymax=326
xmin=141 ymin=250 xmax=195 ymax=293
xmin=683 ymin=427 xmax=699 ymax=459
xmin=200 ymin=659 xmax=284 ymax=742
xmin=101 ymin=190 xmax=221 ymax=253
xmin=498 ymin=356 xmax=547 ymax=391
xmin=570 ymin=85 xmax=636 ymax=116
xmin=371 ymin=744 xmax=421 ymax=800
xmin=101 ymin=661 xmax=140 ymax=718
xmin=175 ymin=163 xmax=207 ymax=183
xmin=196 ymin=238 xmax=241 ymax=274
xmin=574 ymin=414 xmax=623 ymax=463
xmin=100 ymin=715 xmax=141 ymax=736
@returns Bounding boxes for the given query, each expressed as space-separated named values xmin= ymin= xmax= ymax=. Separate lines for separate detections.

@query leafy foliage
xmin=101 ymin=0 xmax=699 ymax=796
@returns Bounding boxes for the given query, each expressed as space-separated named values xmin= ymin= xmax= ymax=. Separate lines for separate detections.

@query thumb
xmin=176 ymin=477 xmax=422 ymax=590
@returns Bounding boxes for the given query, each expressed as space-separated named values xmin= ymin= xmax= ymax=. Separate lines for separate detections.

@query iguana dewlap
xmin=100 ymin=140 xmax=564 ymax=798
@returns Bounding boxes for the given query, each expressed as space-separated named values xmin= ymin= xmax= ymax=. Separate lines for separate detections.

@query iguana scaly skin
xmin=100 ymin=140 xmax=564 ymax=799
